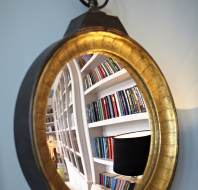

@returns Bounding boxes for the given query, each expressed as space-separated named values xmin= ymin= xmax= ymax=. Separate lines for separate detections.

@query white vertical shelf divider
xmin=73 ymin=58 xmax=97 ymax=184
xmin=68 ymin=61 xmax=93 ymax=189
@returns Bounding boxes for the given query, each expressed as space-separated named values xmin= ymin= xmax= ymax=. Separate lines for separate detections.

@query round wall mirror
xmin=14 ymin=11 xmax=178 ymax=190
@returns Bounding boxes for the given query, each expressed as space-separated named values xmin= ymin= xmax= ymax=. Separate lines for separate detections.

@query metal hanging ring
xmin=79 ymin=0 xmax=90 ymax=7
xmin=79 ymin=0 xmax=109 ymax=9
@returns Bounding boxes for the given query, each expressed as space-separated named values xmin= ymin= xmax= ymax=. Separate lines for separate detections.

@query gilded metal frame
xmin=30 ymin=30 xmax=178 ymax=190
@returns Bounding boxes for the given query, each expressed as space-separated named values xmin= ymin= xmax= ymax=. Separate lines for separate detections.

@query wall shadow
xmin=170 ymin=107 xmax=198 ymax=189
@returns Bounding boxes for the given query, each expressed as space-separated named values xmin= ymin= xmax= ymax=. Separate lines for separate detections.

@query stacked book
xmin=77 ymin=54 xmax=93 ymax=68
xmin=94 ymin=136 xmax=114 ymax=159
xmin=86 ymin=86 xmax=146 ymax=123
xmin=83 ymin=58 xmax=122 ymax=90
xmin=99 ymin=172 xmax=136 ymax=190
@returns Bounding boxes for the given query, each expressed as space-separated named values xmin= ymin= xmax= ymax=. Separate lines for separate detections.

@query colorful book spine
xmin=99 ymin=172 xmax=136 ymax=190
xmin=83 ymin=57 xmax=123 ymax=90
xmin=94 ymin=137 xmax=114 ymax=160
xmin=86 ymin=87 xmax=146 ymax=123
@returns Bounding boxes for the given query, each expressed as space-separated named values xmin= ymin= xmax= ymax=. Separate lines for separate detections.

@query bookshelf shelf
xmin=93 ymin=158 xmax=113 ymax=166
xmin=84 ymin=69 xmax=130 ymax=96
xmin=88 ymin=112 xmax=148 ymax=128
xmin=46 ymin=113 xmax=54 ymax=116
xmin=81 ymin=53 xmax=107 ymax=73
xmin=46 ymin=131 xmax=56 ymax=134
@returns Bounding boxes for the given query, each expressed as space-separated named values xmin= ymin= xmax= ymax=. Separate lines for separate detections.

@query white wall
xmin=0 ymin=0 xmax=85 ymax=189
xmin=0 ymin=0 xmax=197 ymax=189
xmin=104 ymin=0 xmax=198 ymax=189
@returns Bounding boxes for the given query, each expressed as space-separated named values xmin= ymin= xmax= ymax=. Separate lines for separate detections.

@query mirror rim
xmin=16 ymin=29 xmax=179 ymax=190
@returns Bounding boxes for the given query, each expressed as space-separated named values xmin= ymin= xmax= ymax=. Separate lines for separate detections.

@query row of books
xmin=86 ymin=86 xmax=146 ymax=123
xmin=83 ymin=57 xmax=122 ymax=90
xmin=77 ymin=54 xmax=93 ymax=68
xmin=94 ymin=136 xmax=114 ymax=160
xmin=99 ymin=172 xmax=135 ymax=190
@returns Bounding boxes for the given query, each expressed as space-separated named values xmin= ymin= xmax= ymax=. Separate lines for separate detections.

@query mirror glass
xmin=44 ymin=52 xmax=151 ymax=190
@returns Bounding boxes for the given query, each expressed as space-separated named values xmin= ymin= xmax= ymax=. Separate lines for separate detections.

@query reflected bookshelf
xmin=45 ymin=52 xmax=150 ymax=190
xmin=74 ymin=53 xmax=150 ymax=189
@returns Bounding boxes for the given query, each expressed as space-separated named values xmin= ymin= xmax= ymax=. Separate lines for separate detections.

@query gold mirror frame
xmin=33 ymin=30 xmax=178 ymax=190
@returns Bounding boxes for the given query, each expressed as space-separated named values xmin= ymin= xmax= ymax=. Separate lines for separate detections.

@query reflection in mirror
xmin=45 ymin=53 xmax=151 ymax=190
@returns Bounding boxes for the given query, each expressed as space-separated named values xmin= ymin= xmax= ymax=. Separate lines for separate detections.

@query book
xmin=133 ymin=86 xmax=146 ymax=112
xmin=86 ymin=87 xmax=146 ymax=123
xmin=94 ymin=136 xmax=114 ymax=160
xmin=107 ymin=58 xmax=121 ymax=72
xmin=101 ymin=63 xmax=110 ymax=77
xmin=105 ymin=96 xmax=112 ymax=119
xmin=117 ymin=91 xmax=127 ymax=115
xmin=96 ymin=100 xmax=102 ymax=121
xmin=107 ymin=137 xmax=112 ymax=159
xmin=111 ymin=94 xmax=119 ymax=117
xmin=104 ymin=60 xmax=114 ymax=75
xmin=107 ymin=95 xmax=115 ymax=118
xmin=125 ymin=89 xmax=135 ymax=114
xmin=120 ymin=90 xmax=130 ymax=115
xmin=101 ymin=97 xmax=108 ymax=120
xmin=103 ymin=137 xmax=108 ymax=159
xmin=99 ymin=172 xmax=136 ymax=190
xmin=98 ymin=65 xmax=106 ymax=79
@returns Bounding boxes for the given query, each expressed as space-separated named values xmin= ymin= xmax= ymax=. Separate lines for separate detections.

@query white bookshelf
xmin=74 ymin=53 xmax=150 ymax=186
xmin=50 ymin=63 xmax=93 ymax=190
xmin=47 ymin=53 xmax=150 ymax=190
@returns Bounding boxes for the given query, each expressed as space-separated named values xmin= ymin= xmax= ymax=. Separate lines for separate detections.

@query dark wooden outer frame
xmin=14 ymin=40 xmax=67 ymax=190
xmin=14 ymin=11 xmax=178 ymax=190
